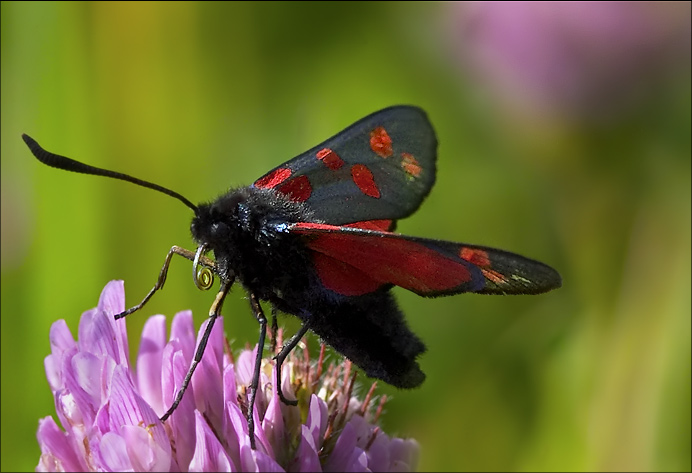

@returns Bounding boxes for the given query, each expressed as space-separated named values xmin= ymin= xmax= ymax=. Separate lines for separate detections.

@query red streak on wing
xmin=481 ymin=268 xmax=508 ymax=285
xmin=277 ymin=175 xmax=312 ymax=202
xmin=369 ymin=126 xmax=393 ymax=158
xmin=316 ymin=148 xmax=345 ymax=170
xmin=295 ymin=223 xmax=473 ymax=295
xmin=344 ymin=220 xmax=394 ymax=231
xmin=350 ymin=164 xmax=380 ymax=198
xmin=296 ymin=223 xmax=335 ymax=231
xmin=255 ymin=168 xmax=292 ymax=189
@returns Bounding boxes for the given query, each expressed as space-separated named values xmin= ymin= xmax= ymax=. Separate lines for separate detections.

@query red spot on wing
xmin=344 ymin=220 xmax=394 ymax=231
xmin=401 ymin=153 xmax=422 ymax=178
xmin=312 ymin=252 xmax=383 ymax=296
xmin=460 ymin=247 xmax=508 ymax=284
xmin=295 ymin=222 xmax=334 ymax=231
xmin=460 ymin=248 xmax=491 ymax=267
xmin=276 ymin=175 xmax=312 ymax=202
xmin=350 ymin=164 xmax=380 ymax=198
xmin=316 ymin=148 xmax=345 ymax=170
xmin=370 ymin=127 xmax=393 ymax=158
xmin=255 ymin=168 xmax=292 ymax=189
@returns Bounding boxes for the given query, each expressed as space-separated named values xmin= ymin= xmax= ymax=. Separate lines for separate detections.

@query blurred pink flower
xmin=450 ymin=1 xmax=691 ymax=121
xmin=37 ymin=280 xmax=419 ymax=472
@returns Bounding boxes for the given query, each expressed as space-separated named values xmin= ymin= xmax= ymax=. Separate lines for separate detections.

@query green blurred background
xmin=2 ymin=2 xmax=689 ymax=471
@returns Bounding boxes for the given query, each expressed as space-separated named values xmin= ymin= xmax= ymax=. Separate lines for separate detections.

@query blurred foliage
xmin=2 ymin=2 xmax=689 ymax=472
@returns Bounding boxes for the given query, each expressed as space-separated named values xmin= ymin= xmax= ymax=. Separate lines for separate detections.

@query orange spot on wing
xmin=370 ymin=127 xmax=393 ymax=158
xmin=401 ymin=153 xmax=422 ymax=178
xmin=482 ymin=268 xmax=508 ymax=284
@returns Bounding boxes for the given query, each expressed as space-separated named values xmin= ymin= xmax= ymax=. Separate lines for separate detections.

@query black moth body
xmin=192 ymin=186 xmax=426 ymax=388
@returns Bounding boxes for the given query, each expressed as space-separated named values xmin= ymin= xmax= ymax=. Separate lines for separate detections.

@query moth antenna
xmin=22 ymin=133 xmax=198 ymax=212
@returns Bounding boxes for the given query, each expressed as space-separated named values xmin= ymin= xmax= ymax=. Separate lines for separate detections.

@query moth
xmin=23 ymin=105 xmax=561 ymax=448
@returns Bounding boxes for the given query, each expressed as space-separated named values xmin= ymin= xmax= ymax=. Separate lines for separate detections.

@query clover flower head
xmin=36 ymin=280 xmax=419 ymax=472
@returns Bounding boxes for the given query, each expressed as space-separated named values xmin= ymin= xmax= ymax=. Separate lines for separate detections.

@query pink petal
xmin=275 ymin=364 xmax=301 ymax=435
xmin=70 ymin=351 xmax=104 ymax=407
xmin=188 ymin=410 xmax=235 ymax=472
xmin=252 ymin=450 xmax=284 ymax=473
xmin=388 ymin=438 xmax=420 ymax=471
xmin=222 ymin=362 xmax=239 ymax=407
xmin=227 ymin=398 xmax=252 ymax=451
xmin=238 ymin=444 xmax=258 ymax=472
xmin=293 ymin=425 xmax=321 ymax=472
xmin=137 ymin=314 xmax=167 ymax=415
xmin=305 ymin=395 xmax=328 ymax=448
xmin=169 ymin=310 xmax=196 ymax=363
xmin=279 ymin=361 xmax=297 ymax=403
xmin=222 ymin=401 xmax=245 ymax=467
xmin=228 ymin=400 xmax=278 ymax=468
xmin=93 ymin=402 xmax=110 ymax=437
xmin=323 ymin=422 xmax=368 ymax=472
xmin=364 ymin=430 xmax=390 ymax=472
xmin=98 ymin=280 xmax=126 ymax=316
xmin=161 ymin=339 xmax=197 ymax=469
xmin=261 ymin=389 xmax=285 ymax=456
xmin=250 ymin=400 xmax=274 ymax=458
xmin=234 ymin=347 xmax=271 ymax=416
xmin=230 ymin=404 xmax=282 ymax=473
xmin=98 ymin=432 xmax=134 ymax=471
xmin=107 ymin=366 xmax=169 ymax=453
xmin=201 ymin=315 xmax=224 ymax=367
xmin=45 ymin=320 xmax=78 ymax=392
xmin=191 ymin=317 xmax=225 ymax=433
xmin=120 ymin=424 xmax=172 ymax=472
xmin=235 ymin=348 xmax=255 ymax=387
xmin=44 ymin=355 xmax=63 ymax=393
xmin=59 ymin=349 xmax=97 ymax=429
xmin=238 ymin=443 xmax=284 ymax=473
xmin=347 ymin=450 xmax=368 ymax=472
xmin=36 ymin=416 xmax=86 ymax=472
xmin=77 ymin=305 xmax=126 ymax=369
xmin=98 ymin=280 xmax=130 ymax=365
xmin=346 ymin=415 xmax=372 ymax=447
xmin=49 ymin=319 xmax=76 ymax=358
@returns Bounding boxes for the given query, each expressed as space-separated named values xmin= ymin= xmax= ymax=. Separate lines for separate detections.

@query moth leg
xmin=247 ymin=292 xmax=268 ymax=450
xmin=114 ymin=245 xmax=216 ymax=320
xmin=274 ymin=322 xmax=310 ymax=406
xmin=160 ymin=278 xmax=233 ymax=422
xmin=269 ymin=305 xmax=279 ymax=353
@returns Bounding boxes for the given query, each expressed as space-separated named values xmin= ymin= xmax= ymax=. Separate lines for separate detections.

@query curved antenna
xmin=22 ymin=134 xmax=198 ymax=213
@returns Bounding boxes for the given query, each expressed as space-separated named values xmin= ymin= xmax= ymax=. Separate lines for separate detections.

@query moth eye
xmin=211 ymin=221 xmax=229 ymax=236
